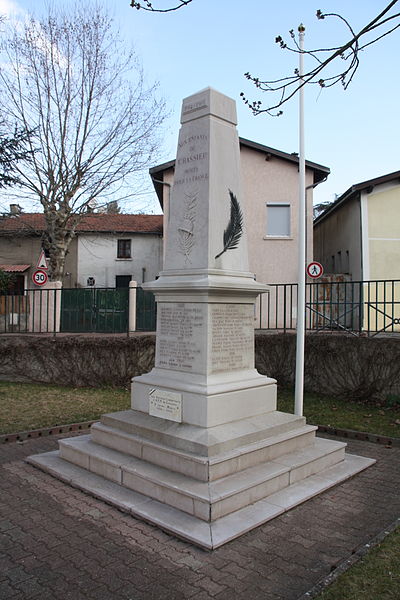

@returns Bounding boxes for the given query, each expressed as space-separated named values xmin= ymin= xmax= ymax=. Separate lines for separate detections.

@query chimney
xmin=10 ymin=204 xmax=22 ymax=215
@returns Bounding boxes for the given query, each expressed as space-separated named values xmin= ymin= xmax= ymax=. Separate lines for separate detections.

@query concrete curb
xmin=0 ymin=420 xmax=98 ymax=444
xmin=298 ymin=517 xmax=400 ymax=599
xmin=317 ymin=424 xmax=400 ymax=447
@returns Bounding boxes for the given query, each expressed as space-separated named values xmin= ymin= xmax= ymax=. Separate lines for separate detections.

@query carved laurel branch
xmin=177 ymin=189 xmax=197 ymax=262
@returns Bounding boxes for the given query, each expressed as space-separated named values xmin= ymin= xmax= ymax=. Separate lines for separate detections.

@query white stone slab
xmin=271 ymin=438 xmax=347 ymax=484
xmin=91 ymin=421 xmax=317 ymax=483
xmin=101 ymin=409 xmax=307 ymax=457
xmin=27 ymin=449 xmax=375 ymax=550
xmin=266 ymin=454 xmax=376 ymax=511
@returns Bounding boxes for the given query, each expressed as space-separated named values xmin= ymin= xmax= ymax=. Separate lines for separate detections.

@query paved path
xmin=1 ymin=433 xmax=399 ymax=600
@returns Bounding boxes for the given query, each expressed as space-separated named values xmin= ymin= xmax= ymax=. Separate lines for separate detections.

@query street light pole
xmin=295 ymin=23 xmax=306 ymax=417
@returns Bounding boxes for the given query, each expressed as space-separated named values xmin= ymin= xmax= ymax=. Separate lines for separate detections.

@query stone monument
xmin=29 ymin=88 xmax=375 ymax=549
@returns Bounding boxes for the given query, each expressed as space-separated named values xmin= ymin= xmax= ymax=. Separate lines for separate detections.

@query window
xmin=266 ymin=203 xmax=291 ymax=237
xmin=117 ymin=239 xmax=131 ymax=259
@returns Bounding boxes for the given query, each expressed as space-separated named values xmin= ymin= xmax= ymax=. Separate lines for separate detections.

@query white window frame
xmin=265 ymin=203 xmax=291 ymax=238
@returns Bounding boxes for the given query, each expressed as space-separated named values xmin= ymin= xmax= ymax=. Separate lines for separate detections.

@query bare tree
xmin=241 ymin=1 xmax=400 ymax=116
xmin=0 ymin=4 xmax=167 ymax=280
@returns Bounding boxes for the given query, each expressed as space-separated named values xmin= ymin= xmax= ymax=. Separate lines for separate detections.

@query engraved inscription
xmin=156 ymin=304 xmax=204 ymax=372
xmin=174 ymin=134 xmax=209 ymax=187
xmin=210 ymin=304 xmax=253 ymax=373
xmin=182 ymin=99 xmax=207 ymax=115
xmin=149 ymin=389 xmax=182 ymax=423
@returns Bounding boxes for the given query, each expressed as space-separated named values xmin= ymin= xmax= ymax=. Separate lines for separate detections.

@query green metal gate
xmin=61 ymin=288 xmax=129 ymax=333
xmin=135 ymin=287 xmax=156 ymax=331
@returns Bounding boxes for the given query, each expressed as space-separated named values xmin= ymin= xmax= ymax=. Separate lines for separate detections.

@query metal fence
xmin=0 ymin=286 xmax=157 ymax=335
xmin=2 ymin=279 xmax=399 ymax=337
xmin=256 ymin=279 xmax=400 ymax=337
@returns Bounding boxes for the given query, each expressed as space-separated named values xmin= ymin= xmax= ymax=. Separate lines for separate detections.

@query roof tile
xmin=0 ymin=213 xmax=163 ymax=234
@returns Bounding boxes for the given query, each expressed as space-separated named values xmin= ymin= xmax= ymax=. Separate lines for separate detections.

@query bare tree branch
xmin=241 ymin=1 xmax=400 ymax=116
xmin=130 ymin=0 xmax=192 ymax=13
xmin=0 ymin=4 xmax=167 ymax=280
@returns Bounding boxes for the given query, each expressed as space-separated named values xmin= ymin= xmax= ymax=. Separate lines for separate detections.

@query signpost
xmin=307 ymin=261 xmax=324 ymax=279
xmin=32 ymin=269 xmax=48 ymax=286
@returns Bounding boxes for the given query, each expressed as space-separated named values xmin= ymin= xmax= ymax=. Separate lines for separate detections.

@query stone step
xmin=59 ymin=435 xmax=346 ymax=521
xmin=27 ymin=448 xmax=375 ymax=549
xmin=91 ymin=421 xmax=317 ymax=482
xmin=100 ymin=409 xmax=308 ymax=456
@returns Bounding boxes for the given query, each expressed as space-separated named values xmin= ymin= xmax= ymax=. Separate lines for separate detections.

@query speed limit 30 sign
xmin=32 ymin=269 xmax=48 ymax=286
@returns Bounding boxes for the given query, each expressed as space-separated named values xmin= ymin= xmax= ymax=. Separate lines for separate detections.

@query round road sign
xmin=32 ymin=269 xmax=48 ymax=286
xmin=306 ymin=262 xmax=324 ymax=279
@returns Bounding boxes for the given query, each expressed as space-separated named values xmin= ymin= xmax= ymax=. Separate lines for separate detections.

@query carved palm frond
xmin=215 ymin=190 xmax=243 ymax=259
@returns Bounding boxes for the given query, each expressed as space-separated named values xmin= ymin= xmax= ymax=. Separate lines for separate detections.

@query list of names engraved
xmin=156 ymin=303 xmax=204 ymax=372
xmin=210 ymin=304 xmax=253 ymax=373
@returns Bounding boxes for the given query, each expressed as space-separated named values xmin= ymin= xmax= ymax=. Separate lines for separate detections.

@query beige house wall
xmin=364 ymin=184 xmax=400 ymax=280
xmin=240 ymin=145 xmax=315 ymax=285
xmin=362 ymin=183 xmax=400 ymax=332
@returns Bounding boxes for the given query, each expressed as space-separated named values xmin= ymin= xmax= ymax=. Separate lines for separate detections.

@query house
xmin=314 ymin=170 xmax=400 ymax=281
xmin=150 ymin=137 xmax=329 ymax=286
xmin=0 ymin=211 xmax=163 ymax=289
xmin=150 ymin=137 xmax=329 ymax=327
xmin=313 ymin=170 xmax=400 ymax=332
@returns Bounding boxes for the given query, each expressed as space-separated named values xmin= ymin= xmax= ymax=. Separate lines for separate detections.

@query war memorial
xmin=29 ymin=88 xmax=375 ymax=549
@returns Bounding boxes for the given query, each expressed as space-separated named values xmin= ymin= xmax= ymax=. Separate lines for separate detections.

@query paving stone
xmin=194 ymin=577 xmax=226 ymax=596
xmin=1 ymin=433 xmax=399 ymax=599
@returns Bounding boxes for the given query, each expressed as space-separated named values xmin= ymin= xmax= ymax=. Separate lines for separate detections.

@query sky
xmin=1 ymin=0 xmax=399 ymax=214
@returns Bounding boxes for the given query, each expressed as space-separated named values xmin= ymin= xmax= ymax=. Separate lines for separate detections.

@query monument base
xmin=27 ymin=407 xmax=375 ymax=549
xmin=132 ymin=368 xmax=277 ymax=427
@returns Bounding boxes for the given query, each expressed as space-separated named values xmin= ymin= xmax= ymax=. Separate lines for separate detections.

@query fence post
xmin=29 ymin=281 xmax=62 ymax=333
xmin=129 ymin=280 xmax=137 ymax=334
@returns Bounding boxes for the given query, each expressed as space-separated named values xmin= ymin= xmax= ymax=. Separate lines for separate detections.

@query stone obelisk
xmin=28 ymin=88 xmax=375 ymax=550
xmin=132 ymin=87 xmax=277 ymax=427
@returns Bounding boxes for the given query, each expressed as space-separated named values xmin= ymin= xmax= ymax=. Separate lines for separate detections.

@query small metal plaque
xmin=149 ymin=388 xmax=182 ymax=423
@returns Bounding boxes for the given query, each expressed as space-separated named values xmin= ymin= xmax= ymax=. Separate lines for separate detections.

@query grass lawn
xmin=0 ymin=380 xmax=399 ymax=438
xmin=0 ymin=381 xmax=130 ymax=434
xmin=316 ymin=526 xmax=400 ymax=600
xmin=277 ymin=388 xmax=400 ymax=439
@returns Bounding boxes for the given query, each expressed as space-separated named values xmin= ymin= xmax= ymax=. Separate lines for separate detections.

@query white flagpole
xmin=295 ymin=23 xmax=306 ymax=417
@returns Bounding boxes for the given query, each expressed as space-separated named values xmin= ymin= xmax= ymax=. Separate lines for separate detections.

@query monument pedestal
xmin=132 ymin=268 xmax=276 ymax=427
xmin=28 ymin=408 xmax=374 ymax=549
xmin=28 ymin=87 xmax=375 ymax=549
